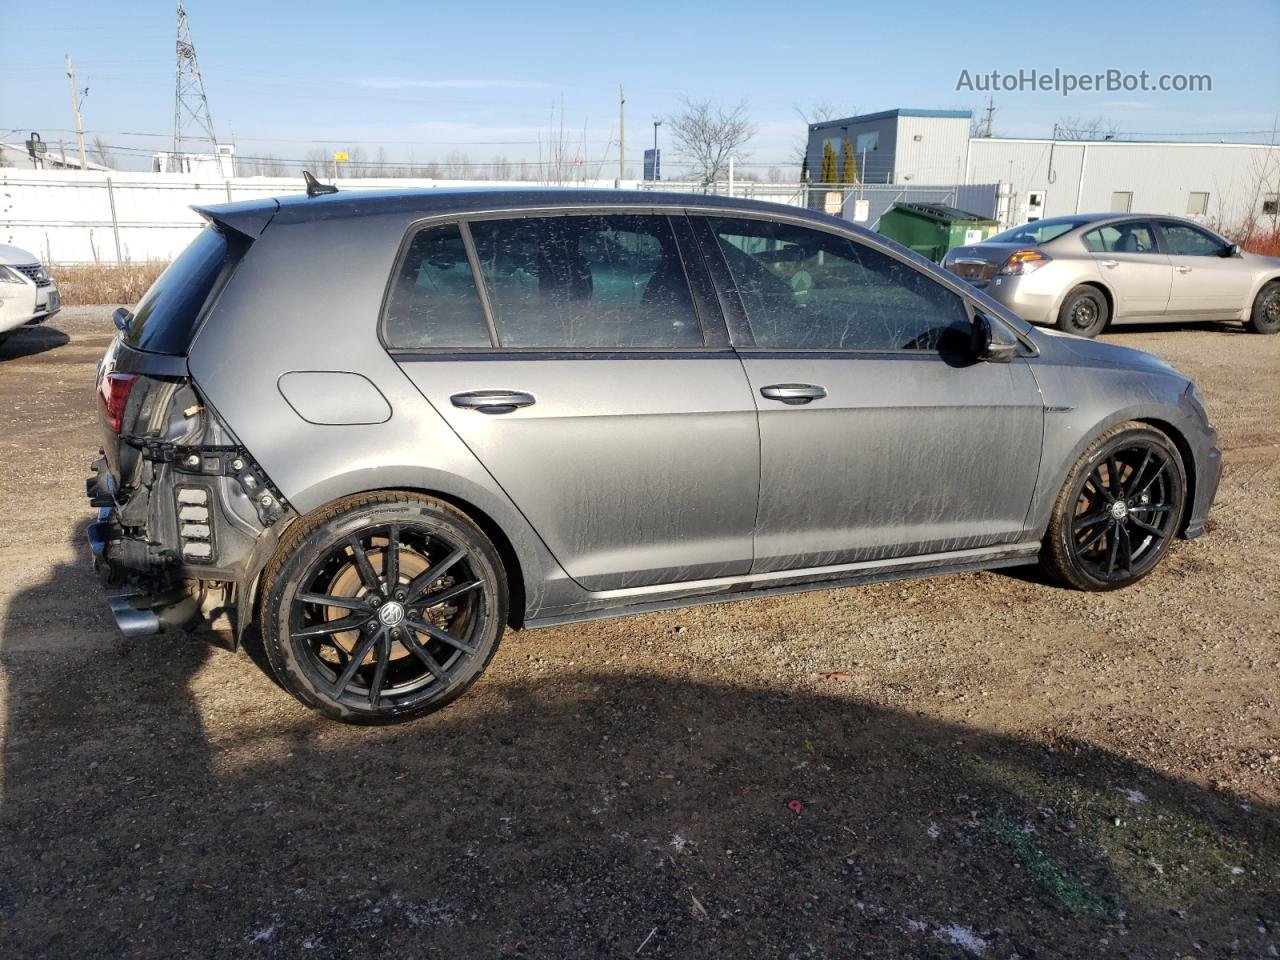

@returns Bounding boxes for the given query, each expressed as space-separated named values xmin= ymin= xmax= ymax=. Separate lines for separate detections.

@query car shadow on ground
xmin=2 ymin=553 xmax=1276 ymax=958
xmin=0 ymin=325 xmax=71 ymax=361
xmin=1102 ymin=320 xmax=1245 ymax=337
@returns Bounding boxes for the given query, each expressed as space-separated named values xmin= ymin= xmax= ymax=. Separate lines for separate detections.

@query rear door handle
xmin=1175 ymin=265 xmax=1192 ymax=273
xmin=450 ymin=390 xmax=536 ymax=414
xmin=1099 ymin=259 xmax=1118 ymax=268
xmin=760 ymin=383 xmax=827 ymax=405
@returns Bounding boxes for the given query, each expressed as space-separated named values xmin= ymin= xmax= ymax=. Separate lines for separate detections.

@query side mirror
xmin=1221 ymin=242 xmax=1241 ymax=258
xmin=972 ymin=312 xmax=1018 ymax=363
xmin=112 ymin=306 xmax=132 ymax=333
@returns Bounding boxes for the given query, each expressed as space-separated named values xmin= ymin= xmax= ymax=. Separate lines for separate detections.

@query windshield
xmin=124 ymin=226 xmax=230 ymax=354
xmin=988 ymin=218 xmax=1093 ymax=246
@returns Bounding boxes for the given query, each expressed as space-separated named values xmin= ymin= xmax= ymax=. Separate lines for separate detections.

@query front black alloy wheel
xmin=262 ymin=494 xmax=507 ymax=723
xmin=1042 ymin=422 xmax=1187 ymax=591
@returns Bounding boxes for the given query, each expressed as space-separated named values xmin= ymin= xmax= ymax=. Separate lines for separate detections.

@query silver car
xmin=942 ymin=214 xmax=1280 ymax=338
xmin=86 ymin=186 xmax=1221 ymax=723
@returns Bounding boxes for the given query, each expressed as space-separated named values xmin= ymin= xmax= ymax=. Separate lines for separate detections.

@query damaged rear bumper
xmin=86 ymin=468 xmax=202 ymax=639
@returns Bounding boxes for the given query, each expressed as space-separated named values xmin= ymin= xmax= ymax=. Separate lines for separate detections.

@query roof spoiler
xmin=192 ymin=197 xmax=280 ymax=240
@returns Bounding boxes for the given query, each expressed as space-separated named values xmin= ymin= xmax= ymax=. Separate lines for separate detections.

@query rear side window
xmin=125 ymin=225 xmax=230 ymax=354
xmin=383 ymin=223 xmax=492 ymax=348
xmin=467 ymin=214 xmax=703 ymax=349
xmin=1082 ymin=222 xmax=1157 ymax=254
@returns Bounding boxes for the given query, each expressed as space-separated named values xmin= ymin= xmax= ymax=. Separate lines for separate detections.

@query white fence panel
xmin=1 ymin=169 xmax=1003 ymax=264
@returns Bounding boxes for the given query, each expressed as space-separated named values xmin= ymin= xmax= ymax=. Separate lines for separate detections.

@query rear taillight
xmin=998 ymin=249 xmax=1051 ymax=276
xmin=98 ymin=372 xmax=139 ymax=433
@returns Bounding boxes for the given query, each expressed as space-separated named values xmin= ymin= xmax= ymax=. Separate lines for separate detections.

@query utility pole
xmin=618 ymin=85 xmax=625 ymax=182
xmin=65 ymin=55 xmax=87 ymax=170
xmin=982 ymin=97 xmax=996 ymax=138
xmin=652 ymin=119 xmax=661 ymax=182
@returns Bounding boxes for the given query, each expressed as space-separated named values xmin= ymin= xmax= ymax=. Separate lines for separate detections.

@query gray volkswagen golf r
xmin=86 ymin=185 xmax=1221 ymax=723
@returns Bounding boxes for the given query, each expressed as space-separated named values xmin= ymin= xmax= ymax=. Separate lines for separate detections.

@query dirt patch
xmin=1 ymin=310 xmax=1277 ymax=958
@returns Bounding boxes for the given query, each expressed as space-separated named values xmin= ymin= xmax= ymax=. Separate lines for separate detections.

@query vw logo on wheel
xmin=377 ymin=601 xmax=406 ymax=627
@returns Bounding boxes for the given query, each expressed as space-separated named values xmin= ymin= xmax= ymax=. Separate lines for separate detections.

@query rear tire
xmin=261 ymin=492 xmax=507 ymax=724
xmin=1244 ymin=280 xmax=1280 ymax=334
xmin=1040 ymin=422 xmax=1186 ymax=591
xmin=1056 ymin=285 xmax=1110 ymax=338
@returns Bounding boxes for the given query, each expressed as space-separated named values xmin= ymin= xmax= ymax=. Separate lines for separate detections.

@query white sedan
xmin=0 ymin=243 xmax=61 ymax=346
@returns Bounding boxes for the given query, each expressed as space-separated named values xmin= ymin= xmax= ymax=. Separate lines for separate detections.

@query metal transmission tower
xmin=172 ymin=1 xmax=218 ymax=156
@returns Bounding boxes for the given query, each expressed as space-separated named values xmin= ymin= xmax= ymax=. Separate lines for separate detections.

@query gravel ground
xmin=1 ymin=307 xmax=1277 ymax=958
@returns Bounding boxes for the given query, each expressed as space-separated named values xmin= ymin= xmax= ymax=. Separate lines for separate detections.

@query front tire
xmin=1041 ymin=422 xmax=1187 ymax=591
xmin=261 ymin=493 xmax=507 ymax=723
xmin=1244 ymin=280 xmax=1280 ymax=334
xmin=1056 ymin=285 xmax=1110 ymax=338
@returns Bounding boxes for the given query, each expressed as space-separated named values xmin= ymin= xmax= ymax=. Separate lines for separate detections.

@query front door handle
xmin=760 ymin=383 xmax=827 ymax=405
xmin=1099 ymin=259 xmax=1118 ymax=268
xmin=1175 ymin=265 xmax=1192 ymax=273
xmin=450 ymin=390 xmax=536 ymax=414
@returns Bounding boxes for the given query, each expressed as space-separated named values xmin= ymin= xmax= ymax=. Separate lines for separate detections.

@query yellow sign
xmin=333 ymin=151 xmax=349 ymax=162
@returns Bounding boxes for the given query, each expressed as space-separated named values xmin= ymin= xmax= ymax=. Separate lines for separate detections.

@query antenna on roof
xmin=302 ymin=170 xmax=338 ymax=198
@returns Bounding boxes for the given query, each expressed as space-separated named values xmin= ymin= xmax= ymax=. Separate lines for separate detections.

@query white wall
xmin=966 ymin=139 xmax=1280 ymax=227
xmin=0 ymin=170 xmax=641 ymax=264
xmin=895 ymin=115 xmax=972 ymax=185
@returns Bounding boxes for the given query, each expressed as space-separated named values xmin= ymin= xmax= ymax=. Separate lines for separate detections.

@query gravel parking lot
xmin=1 ymin=308 xmax=1276 ymax=958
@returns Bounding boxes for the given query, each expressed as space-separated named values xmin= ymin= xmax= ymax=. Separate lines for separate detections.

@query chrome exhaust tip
xmin=107 ymin=596 xmax=162 ymax=638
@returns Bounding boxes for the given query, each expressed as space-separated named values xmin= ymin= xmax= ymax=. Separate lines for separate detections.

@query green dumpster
xmin=877 ymin=202 xmax=1000 ymax=263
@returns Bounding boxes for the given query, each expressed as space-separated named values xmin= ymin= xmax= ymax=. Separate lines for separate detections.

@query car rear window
xmin=988 ymin=219 xmax=1092 ymax=245
xmin=124 ymin=225 xmax=231 ymax=354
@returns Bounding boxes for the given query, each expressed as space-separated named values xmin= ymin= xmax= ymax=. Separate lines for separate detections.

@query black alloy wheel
xmin=262 ymin=494 xmax=507 ymax=723
xmin=1042 ymin=422 xmax=1187 ymax=590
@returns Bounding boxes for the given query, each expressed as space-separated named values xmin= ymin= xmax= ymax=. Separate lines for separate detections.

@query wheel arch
xmin=236 ymin=484 xmax=537 ymax=645
xmin=1030 ymin=405 xmax=1201 ymax=542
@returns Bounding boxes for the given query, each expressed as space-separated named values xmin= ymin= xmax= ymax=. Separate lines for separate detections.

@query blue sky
xmin=3 ymin=0 xmax=1278 ymax=176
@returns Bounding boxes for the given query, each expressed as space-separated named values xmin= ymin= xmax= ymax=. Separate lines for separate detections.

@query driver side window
xmin=706 ymin=217 xmax=972 ymax=352
xmin=1158 ymin=221 xmax=1226 ymax=257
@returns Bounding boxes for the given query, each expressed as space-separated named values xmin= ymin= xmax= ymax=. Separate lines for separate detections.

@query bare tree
xmin=666 ymin=96 xmax=757 ymax=186
xmin=254 ymin=153 xmax=285 ymax=177
xmin=536 ymin=99 xmax=603 ymax=185
xmin=303 ymin=147 xmax=332 ymax=178
xmin=1056 ymin=116 xmax=1121 ymax=141
xmin=490 ymin=155 xmax=514 ymax=180
xmin=443 ymin=150 xmax=475 ymax=180
xmin=90 ymin=135 xmax=115 ymax=168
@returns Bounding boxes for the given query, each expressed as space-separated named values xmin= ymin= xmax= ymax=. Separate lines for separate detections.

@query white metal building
xmin=152 ymin=143 xmax=237 ymax=177
xmin=806 ymin=109 xmax=1280 ymax=229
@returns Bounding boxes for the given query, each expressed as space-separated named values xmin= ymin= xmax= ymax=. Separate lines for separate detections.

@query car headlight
xmin=0 ymin=265 xmax=28 ymax=285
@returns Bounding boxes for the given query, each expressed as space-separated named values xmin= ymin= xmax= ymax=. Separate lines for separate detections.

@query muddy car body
xmin=87 ymin=186 xmax=1221 ymax=722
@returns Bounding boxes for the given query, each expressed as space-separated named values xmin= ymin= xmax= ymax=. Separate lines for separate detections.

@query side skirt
xmin=524 ymin=543 xmax=1040 ymax=630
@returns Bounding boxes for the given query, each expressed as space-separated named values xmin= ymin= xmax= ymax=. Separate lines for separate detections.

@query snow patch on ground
xmin=937 ymin=923 xmax=987 ymax=954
